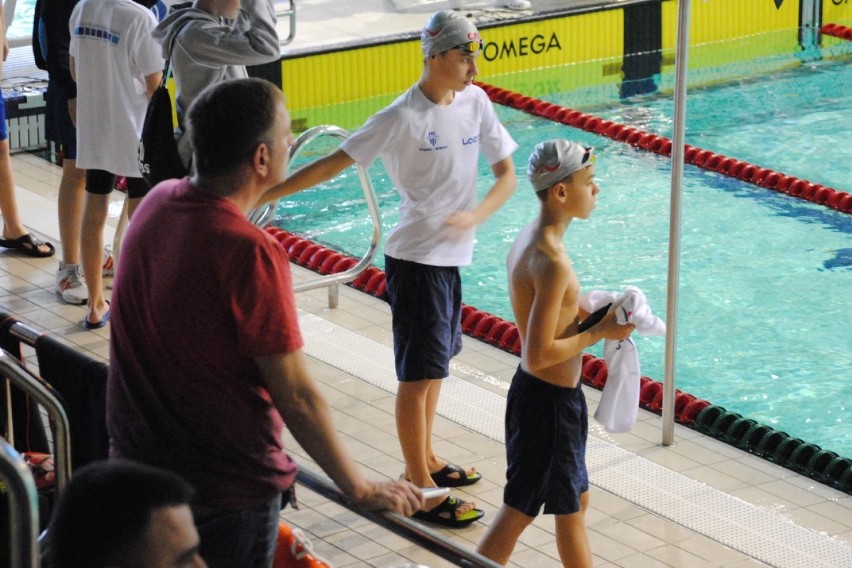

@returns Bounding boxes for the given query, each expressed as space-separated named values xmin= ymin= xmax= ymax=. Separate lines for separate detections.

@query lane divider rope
xmin=474 ymin=81 xmax=852 ymax=215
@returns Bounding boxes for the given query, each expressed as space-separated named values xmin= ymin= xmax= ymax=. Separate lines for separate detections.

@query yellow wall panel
xmin=824 ymin=0 xmax=852 ymax=25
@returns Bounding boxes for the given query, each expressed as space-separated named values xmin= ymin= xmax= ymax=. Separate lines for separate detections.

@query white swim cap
xmin=527 ymin=140 xmax=596 ymax=192
xmin=421 ymin=10 xmax=482 ymax=57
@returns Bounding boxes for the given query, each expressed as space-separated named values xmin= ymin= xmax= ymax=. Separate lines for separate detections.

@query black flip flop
xmin=0 ymin=234 xmax=56 ymax=258
xmin=430 ymin=463 xmax=482 ymax=487
xmin=412 ymin=496 xmax=484 ymax=528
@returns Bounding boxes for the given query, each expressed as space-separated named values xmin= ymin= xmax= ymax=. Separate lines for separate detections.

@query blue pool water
xmin=276 ymin=58 xmax=852 ymax=459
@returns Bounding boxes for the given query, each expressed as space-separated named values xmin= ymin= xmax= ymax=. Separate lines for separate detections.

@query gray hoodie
xmin=152 ymin=0 xmax=280 ymax=163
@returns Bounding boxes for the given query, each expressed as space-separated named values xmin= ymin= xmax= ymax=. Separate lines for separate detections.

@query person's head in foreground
xmin=188 ymin=77 xmax=294 ymax=197
xmin=527 ymin=139 xmax=599 ymax=218
xmin=421 ymin=10 xmax=484 ymax=91
xmin=49 ymin=459 xmax=207 ymax=568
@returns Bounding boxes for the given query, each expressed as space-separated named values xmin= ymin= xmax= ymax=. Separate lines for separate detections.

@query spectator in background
xmin=48 ymin=459 xmax=207 ymax=568
xmin=0 ymin=5 xmax=56 ymax=258
xmin=152 ymin=0 xmax=280 ymax=168
xmin=107 ymin=78 xmax=423 ymax=567
xmin=34 ymin=0 xmax=116 ymax=305
xmin=68 ymin=0 xmax=163 ymax=328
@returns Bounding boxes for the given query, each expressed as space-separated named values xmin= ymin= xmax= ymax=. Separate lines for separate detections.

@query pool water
xmin=276 ymin=59 xmax=852 ymax=459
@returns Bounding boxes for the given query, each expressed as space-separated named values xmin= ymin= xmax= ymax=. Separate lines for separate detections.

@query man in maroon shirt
xmin=107 ymin=78 xmax=422 ymax=567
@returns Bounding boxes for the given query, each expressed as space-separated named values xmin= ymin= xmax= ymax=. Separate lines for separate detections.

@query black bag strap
xmin=159 ymin=18 xmax=193 ymax=88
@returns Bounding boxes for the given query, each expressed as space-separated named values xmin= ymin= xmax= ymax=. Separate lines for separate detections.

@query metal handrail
xmin=276 ymin=0 xmax=297 ymax=47
xmin=0 ymin=438 xmax=40 ymax=568
xmin=296 ymin=468 xmax=503 ymax=568
xmin=0 ymin=349 xmax=72 ymax=495
xmin=248 ymin=125 xmax=383 ymax=304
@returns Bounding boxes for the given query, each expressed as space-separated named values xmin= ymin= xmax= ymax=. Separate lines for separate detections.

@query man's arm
xmin=255 ymin=349 xmax=423 ymax=514
xmin=259 ymin=148 xmax=355 ymax=205
xmin=444 ymin=156 xmax=517 ymax=230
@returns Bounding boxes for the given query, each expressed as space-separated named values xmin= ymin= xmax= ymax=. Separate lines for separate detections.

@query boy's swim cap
xmin=527 ymin=140 xmax=595 ymax=192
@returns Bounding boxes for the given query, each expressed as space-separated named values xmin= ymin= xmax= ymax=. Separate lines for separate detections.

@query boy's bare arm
xmin=444 ymin=156 xmax=516 ymax=230
xmin=259 ymin=148 xmax=354 ymax=205
xmin=524 ymin=259 xmax=634 ymax=374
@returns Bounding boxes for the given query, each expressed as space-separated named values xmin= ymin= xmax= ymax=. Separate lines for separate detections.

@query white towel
xmin=579 ymin=286 xmax=665 ymax=433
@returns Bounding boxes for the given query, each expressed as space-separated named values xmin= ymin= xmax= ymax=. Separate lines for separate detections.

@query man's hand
xmin=351 ymin=479 xmax=424 ymax=516
xmin=67 ymin=98 xmax=77 ymax=127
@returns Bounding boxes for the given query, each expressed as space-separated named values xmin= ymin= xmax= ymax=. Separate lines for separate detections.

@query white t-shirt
xmin=70 ymin=0 xmax=164 ymax=176
xmin=340 ymin=84 xmax=517 ymax=267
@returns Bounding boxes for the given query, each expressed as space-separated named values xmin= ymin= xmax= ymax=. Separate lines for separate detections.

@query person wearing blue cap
xmin=263 ymin=10 xmax=518 ymax=528
xmin=477 ymin=140 xmax=634 ymax=566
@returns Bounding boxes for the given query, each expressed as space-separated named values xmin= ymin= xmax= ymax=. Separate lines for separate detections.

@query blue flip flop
xmin=83 ymin=302 xmax=110 ymax=330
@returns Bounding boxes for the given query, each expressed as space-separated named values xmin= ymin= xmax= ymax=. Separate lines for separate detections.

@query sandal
xmin=412 ymin=496 xmax=484 ymax=528
xmin=0 ymin=233 xmax=56 ymax=258
xmin=430 ymin=463 xmax=482 ymax=487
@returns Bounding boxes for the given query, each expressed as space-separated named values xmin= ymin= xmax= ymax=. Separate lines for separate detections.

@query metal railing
xmin=0 ymin=438 xmax=40 ymax=568
xmin=1 ymin=346 xmax=73 ymax=567
xmin=277 ymin=0 xmax=297 ymax=47
xmin=249 ymin=125 xmax=383 ymax=308
xmin=296 ymin=468 xmax=503 ymax=568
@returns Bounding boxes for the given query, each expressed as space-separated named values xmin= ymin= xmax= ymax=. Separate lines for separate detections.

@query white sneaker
xmin=102 ymin=245 xmax=115 ymax=277
xmin=56 ymin=263 xmax=89 ymax=305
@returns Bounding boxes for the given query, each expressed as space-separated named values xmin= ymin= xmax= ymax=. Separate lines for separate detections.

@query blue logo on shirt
xmin=462 ymin=135 xmax=479 ymax=145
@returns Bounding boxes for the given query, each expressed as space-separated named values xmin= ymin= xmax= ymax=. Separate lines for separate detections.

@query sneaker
xmin=56 ymin=263 xmax=88 ymax=305
xmin=102 ymin=245 xmax=115 ymax=277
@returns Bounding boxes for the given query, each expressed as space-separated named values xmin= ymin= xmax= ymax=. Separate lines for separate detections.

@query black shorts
xmin=45 ymin=80 xmax=77 ymax=159
xmin=86 ymin=170 xmax=150 ymax=199
xmin=384 ymin=255 xmax=462 ymax=382
xmin=504 ymin=366 xmax=589 ymax=517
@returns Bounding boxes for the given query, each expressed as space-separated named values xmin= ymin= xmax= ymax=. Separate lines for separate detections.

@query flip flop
xmin=0 ymin=234 xmax=56 ymax=258
xmin=430 ymin=463 xmax=482 ymax=487
xmin=83 ymin=302 xmax=110 ymax=330
xmin=412 ymin=496 xmax=484 ymax=528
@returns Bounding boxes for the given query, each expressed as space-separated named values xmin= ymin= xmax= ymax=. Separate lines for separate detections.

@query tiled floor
xmin=3 ymin=148 xmax=850 ymax=567
xmin=2 ymin=1 xmax=851 ymax=566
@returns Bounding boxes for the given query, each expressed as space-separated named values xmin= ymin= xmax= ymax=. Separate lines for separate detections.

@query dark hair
xmin=187 ymin=78 xmax=282 ymax=178
xmin=48 ymin=459 xmax=195 ymax=568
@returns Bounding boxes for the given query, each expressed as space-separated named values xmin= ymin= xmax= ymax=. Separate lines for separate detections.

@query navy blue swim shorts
xmin=0 ymin=89 xmax=7 ymax=141
xmin=45 ymin=80 xmax=78 ymax=159
xmin=504 ymin=366 xmax=589 ymax=517
xmin=384 ymin=255 xmax=462 ymax=382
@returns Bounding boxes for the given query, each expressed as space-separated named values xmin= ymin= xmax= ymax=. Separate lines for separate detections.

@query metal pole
xmin=662 ymin=0 xmax=692 ymax=447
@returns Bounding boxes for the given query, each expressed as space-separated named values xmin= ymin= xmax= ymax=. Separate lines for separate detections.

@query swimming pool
xmin=275 ymin=58 xmax=852 ymax=460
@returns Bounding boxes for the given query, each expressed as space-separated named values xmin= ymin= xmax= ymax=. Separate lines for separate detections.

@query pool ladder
xmin=248 ymin=125 xmax=383 ymax=308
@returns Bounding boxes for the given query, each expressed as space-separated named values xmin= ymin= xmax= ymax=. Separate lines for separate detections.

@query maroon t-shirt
xmin=108 ymin=178 xmax=302 ymax=508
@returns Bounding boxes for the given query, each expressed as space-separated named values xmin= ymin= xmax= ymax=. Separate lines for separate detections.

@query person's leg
xmin=57 ymin=158 xmax=86 ymax=265
xmin=476 ymin=504 xmax=535 ymax=565
xmin=0 ymin=139 xmax=53 ymax=255
xmin=81 ymin=170 xmax=113 ymax=326
xmin=192 ymin=496 xmax=280 ymax=568
xmin=554 ymin=492 xmax=592 ymax=568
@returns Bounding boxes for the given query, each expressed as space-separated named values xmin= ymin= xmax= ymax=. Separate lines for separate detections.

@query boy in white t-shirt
xmin=69 ymin=0 xmax=164 ymax=328
xmin=262 ymin=10 xmax=518 ymax=528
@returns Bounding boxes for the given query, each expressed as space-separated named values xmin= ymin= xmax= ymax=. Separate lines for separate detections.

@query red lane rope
xmin=821 ymin=23 xmax=852 ymax=41
xmin=267 ymin=226 xmax=712 ymax=426
xmin=475 ymin=81 xmax=852 ymax=215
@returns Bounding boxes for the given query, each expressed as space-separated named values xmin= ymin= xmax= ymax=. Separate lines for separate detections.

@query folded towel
xmin=579 ymin=286 xmax=665 ymax=433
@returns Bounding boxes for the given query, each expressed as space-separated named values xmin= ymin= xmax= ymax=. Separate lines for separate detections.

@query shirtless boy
xmin=477 ymin=140 xmax=634 ymax=567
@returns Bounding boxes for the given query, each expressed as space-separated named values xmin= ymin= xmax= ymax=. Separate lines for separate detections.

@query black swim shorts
xmin=504 ymin=366 xmax=589 ymax=517
xmin=384 ymin=254 xmax=463 ymax=382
